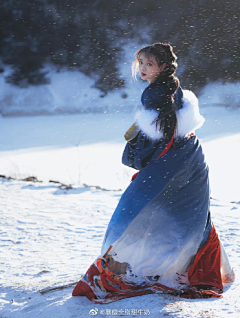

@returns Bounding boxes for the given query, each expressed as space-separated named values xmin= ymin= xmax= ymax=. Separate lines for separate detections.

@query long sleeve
xmin=122 ymin=123 xmax=139 ymax=169
xmin=122 ymin=141 xmax=137 ymax=169
xmin=122 ymin=131 xmax=164 ymax=170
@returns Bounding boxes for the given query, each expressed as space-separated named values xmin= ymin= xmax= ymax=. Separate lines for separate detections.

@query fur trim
xmin=135 ymin=108 xmax=164 ymax=140
xmin=176 ymin=90 xmax=205 ymax=137
xmin=136 ymin=90 xmax=205 ymax=141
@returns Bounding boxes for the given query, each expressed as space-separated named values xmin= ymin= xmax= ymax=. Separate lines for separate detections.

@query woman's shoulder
xmin=141 ymin=80 xmax=184 ymax=110
xmin=141 ymin=80 xmax=166 ymax=108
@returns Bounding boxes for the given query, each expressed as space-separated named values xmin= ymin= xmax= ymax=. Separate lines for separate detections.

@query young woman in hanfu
xmin=72 ymin=43 xmax=235 ymax=303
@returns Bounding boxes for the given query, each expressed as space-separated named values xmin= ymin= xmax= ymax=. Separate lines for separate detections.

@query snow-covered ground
xmin=0 ymin=104 xmax=240 ymax=200
xmin=0 ymin=104 xmax=240 ymax=317
xmin=0 ymin=177 xmax=239 ymax=318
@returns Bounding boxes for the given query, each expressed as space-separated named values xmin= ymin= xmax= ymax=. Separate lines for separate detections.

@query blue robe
xmin=72 ymin=79 xmax=234 ymax=303
xmin=100 ymin=82 xmax=212 ymax=284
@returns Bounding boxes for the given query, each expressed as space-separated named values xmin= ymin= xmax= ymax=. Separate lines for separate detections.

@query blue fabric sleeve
xmin=122 ymin=132 xmax=165 ymax=170
xmin=122 ymin=141 xmax=137 ymax=170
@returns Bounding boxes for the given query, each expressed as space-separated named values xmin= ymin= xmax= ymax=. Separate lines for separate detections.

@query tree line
xmin=0 ymin=0 xmax=239 ymax=93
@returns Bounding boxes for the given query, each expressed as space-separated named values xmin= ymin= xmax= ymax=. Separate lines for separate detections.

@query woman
xmin=72 ymin=42 xmax=234 ymax=304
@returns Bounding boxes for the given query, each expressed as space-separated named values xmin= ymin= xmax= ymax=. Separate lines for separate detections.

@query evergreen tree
xmin=0 ymin=0 xmax=239 ymax=94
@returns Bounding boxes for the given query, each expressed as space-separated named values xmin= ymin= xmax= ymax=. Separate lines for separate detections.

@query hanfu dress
xmin=72 ymin=78 xmax=234 ymax=303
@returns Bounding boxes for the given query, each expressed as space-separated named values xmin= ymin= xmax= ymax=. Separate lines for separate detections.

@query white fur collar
xmin=136 ymin=90 xmax=205 ymax=141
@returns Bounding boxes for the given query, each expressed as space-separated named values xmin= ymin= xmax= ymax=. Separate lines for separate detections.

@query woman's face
xmin=138 ymin=53 xmax=165 ymax=84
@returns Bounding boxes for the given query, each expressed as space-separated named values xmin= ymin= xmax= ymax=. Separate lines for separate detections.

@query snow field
xmin=0 ymin=106 xmax=240 ymax=201
xmin=0 ymin=178 xmax=239 ymax=318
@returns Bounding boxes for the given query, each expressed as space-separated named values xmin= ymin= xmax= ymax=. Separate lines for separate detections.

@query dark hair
xmin=132 ymin=42 xmax=179 ymax=141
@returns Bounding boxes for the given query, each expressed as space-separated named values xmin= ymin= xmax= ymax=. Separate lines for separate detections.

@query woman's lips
xmin=141 ymin=72 xmax=146 ymax=76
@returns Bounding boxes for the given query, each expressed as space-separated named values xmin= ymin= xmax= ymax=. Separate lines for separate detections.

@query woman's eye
xmin=148 ymin=63 xmax=152 ymax=66
xmin=139 ymin=61 xmax=143 ymax=64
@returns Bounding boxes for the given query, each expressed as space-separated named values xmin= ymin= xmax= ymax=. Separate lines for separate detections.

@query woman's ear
xmin=160 ymin=63 xmax=167 ymax=72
